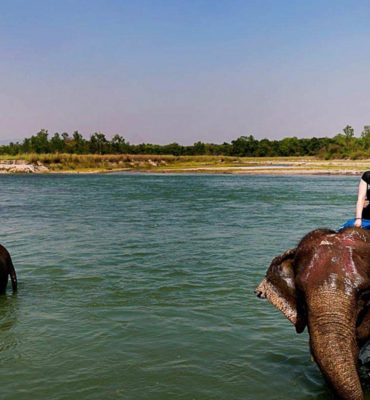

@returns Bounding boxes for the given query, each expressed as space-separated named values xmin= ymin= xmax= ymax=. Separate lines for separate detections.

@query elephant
xmin=255 ymin=227 xmax=370 ymax=400
xmin=0 ymin=244 xmax=17 ymax=294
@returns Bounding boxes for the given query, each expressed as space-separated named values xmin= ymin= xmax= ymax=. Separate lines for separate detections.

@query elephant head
xmin=256 ymin=227 xmax=370 ymax=400
xmin=0 ymin=244 xmax=17 ymax=294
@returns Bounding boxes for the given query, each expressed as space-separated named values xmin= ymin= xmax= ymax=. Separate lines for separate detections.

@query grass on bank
xmin=0 ymin=153 xmax=370 ymax=173
xmin=0 ymin=153 xmax=284 ymax=172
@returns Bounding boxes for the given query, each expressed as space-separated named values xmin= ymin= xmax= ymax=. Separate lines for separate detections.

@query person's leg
xmin=361 ymin=219 xmax=370 ymax=229
xmin=338 ymin=218 xmax=356 ymax=230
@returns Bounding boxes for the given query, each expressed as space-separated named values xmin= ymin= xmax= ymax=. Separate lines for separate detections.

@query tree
xmin=278 ymin=137 xmax=300 ymax=156
xmin=72 ymin=131 xmax=86 ymax=154
xmin=50 ymin=132 xmax=65 ymax=153
xmin=361 ymin=126 xmax=370 ymax=150
xmin=89 ymin=132 xmax=108 ymax=154
xmin=192 ymin=141 xmax=206 ymax=155
xmin=29 ymin=129 xmax=50 ymax=153
xmin=255 ymin=139 xmax=273 ymax=157
xmin=162 ymin=143 xmax=184 ymax=156
xmin=331 ymin=125 xmax=356 ymax=157
xmin=343 ymin=125 xmax=354 ymax=140
xmin=111 ymin=134 xmax=128 ymax=153
xmin=231 ymin=135 xmax=257 ymax=156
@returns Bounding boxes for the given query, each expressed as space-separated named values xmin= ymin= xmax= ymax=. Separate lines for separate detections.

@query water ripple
xmin=0 ymin=174 xmax=361 ymax=399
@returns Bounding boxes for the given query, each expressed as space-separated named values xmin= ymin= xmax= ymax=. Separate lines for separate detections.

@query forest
xmin=2 ymin=125 xmax=370 ymax=159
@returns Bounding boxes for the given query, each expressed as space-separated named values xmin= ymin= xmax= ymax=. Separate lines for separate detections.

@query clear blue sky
xmin=1 ymin=0 xmax=370 ymax=144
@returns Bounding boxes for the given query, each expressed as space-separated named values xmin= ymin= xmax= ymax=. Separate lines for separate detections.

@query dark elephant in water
xmin=255 ymin=227 xmax=370 ymax=400
xmin=0 ymin=244 xmax=17 ymax=293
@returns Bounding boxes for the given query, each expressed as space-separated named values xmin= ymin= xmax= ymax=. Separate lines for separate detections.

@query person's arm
xmin=355 ymin=179 xmax=367 ymax=227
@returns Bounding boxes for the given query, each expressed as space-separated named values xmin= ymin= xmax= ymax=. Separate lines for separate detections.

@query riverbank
xmin=1 ymin=154 xmax=370 ymax=174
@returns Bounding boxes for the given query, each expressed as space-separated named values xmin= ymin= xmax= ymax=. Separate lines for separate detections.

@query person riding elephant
xmin=255 ymin=227 xmax=370 ymax=400
xmin=355 ymin=171 xmax=370 ymax=227
xmin=342 ymin=171 xmax=370 ymax=229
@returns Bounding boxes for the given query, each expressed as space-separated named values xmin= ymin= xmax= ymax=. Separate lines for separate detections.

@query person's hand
xmin=355 ymin=219 xmax=362 ymax=228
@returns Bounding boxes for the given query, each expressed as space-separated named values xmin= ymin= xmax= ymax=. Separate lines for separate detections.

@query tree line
xmin=2 ymin=126 xmax=370 ymax=159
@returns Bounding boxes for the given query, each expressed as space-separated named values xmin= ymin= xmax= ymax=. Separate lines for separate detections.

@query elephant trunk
xmin=307 ymin=289 xmax=363 ymax=400
xmin=8 ymin=257 xmax=17 ymax=292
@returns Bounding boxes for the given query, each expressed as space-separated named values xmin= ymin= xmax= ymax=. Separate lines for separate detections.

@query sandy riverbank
xmin=0 ymin=160 xmax=49 ymax=173
xmin=1 ymin=155 xmax=370 ymax=175
xmin=142 ymin=159 xmax=370 ymax=175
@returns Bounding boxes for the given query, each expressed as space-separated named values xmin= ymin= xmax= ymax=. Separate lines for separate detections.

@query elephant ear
xmin=255 ymin=248 xmax=306 ymax=333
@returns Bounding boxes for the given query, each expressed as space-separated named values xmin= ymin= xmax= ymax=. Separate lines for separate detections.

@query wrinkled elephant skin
xmin=255 ymin=227 xmax=370 ymax=400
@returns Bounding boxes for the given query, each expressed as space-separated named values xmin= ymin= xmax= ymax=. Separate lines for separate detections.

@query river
xmin=0 ymin=173 xmax=361 ymax=399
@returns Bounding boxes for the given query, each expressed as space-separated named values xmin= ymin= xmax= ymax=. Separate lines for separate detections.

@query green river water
xmin=0 ymin=173 xmax=364 ymax=399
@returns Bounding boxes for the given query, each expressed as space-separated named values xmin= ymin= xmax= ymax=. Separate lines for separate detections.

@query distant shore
xmin=0 ymin=154 xmax=369 ymax=175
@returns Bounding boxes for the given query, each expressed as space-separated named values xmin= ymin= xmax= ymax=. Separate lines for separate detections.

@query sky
xmin=1 ymin=0 xmax=370 ymax=145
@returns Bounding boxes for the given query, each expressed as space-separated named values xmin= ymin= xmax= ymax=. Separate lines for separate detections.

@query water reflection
xmin=0 ymin=293 xmax=18 ymax=353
